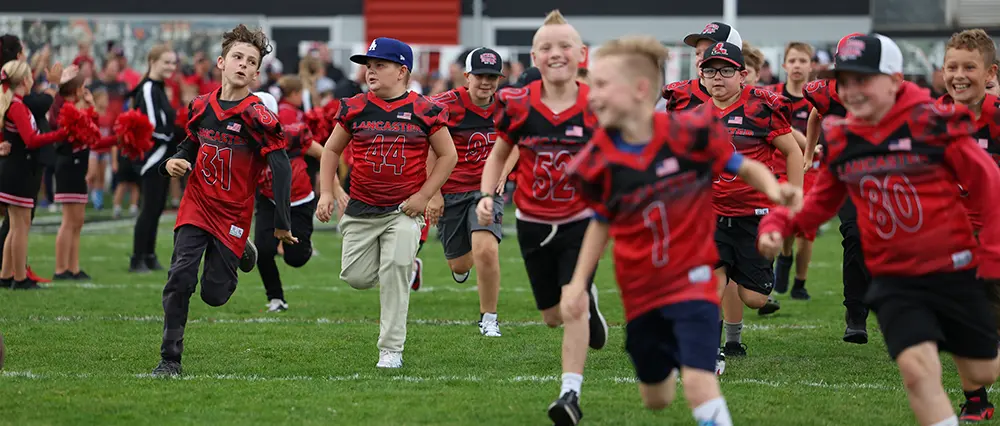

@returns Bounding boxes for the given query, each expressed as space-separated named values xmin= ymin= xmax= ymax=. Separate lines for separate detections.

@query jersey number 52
xmin=532 ymin=150 xmax=576 ymax=201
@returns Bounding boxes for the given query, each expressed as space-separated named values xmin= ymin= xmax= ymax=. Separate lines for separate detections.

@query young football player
xmin=430 ymin=47 xmax=515 ymax=336
xmin=987 ymin=59 xmax=999 ymax=96
xmin=315 ymin=37 xmax=457 ymax=369
xmin=663 ymin=21 xmax=743 ymax=111
xmin=0 ymin=60 xmax=72 ymax=289
xmin=276 ymin=76 xmax=305 ymax=125
xmin=742 ymin=42 xmax=765 ymax=86
xmin=699 ymin=42 xmax=804 ymax=360
xmin=760 ymin=34 xmax=1000 ymax=426
xmin=765 ymin=42 xmax=818 ymax=300
xmin=253 ymin=91 xmax=339 ymax=313
xmin=152 ymin=25 xmax=294 ymax=376
xmin=564 ymin=35 xmax=801 ymax=426
xmin=476 ymin=10 xmax=608 ymax=425
xmin=802 ymin=32 xmax=871 ymax=345
xmin=939 ymin=28 xmax=1000 ymax=422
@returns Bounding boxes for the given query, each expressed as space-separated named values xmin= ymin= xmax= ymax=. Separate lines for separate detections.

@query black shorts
xmin=715 ymin=216 xmax=774 ymax=295
xmin=254 ymin=195 xmax=316 ymax=253
xmin=867 ymin=269 xmax=999 ymax=360
xmin=54 ymin=152 xmax=89 ymax=204
xmin=0 ymin=155 xmax=42 ymax=208
xmin=517 ymin=218 xmax=590 ymax=310
xmin=626 ymin=301 xmax=721 ymax=382
xmin=115 ymin=155 xmax=141 ymax=184
xmin=438 ymin=192 xmax=503 ymax=259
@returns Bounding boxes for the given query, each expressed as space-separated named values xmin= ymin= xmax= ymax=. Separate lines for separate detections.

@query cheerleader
xmin=0 ymin=60 xmax=71 ymax=289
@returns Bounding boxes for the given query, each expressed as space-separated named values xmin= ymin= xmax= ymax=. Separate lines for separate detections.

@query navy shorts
xmin=625 ymin=300 xmax=721 ymax=383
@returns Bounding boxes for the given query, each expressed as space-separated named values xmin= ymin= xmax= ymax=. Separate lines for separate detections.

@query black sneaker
xmin=11 ymin=278 xmax=42 ymax=290
xmin=960 ymin=399 xmax=995 ymax=422
xmin=0 ymin=278 xmax=11 ymax=290
xmin=724 ymin=341 xmax=748 ymax=357
xmin=129 ymin=255 xmax=151 ymax=274
xmin=144 ymin=254 xmax=164 ymax=271
xmin=548 ymin=390 xmax=583 ymax=426
xmin=72 ymin=270 xmax=92 ymax=281
xmin=239 ymin=241 xmax=257 ymax=273
xmin=587 ymin=284 xmax=609 ymax=350
xmin=52 ymin=271 xmax=75 ymax=281
xmin=757 ymin=296 xmax=781 ymax=315
xmin=843 ymin=311 xmax=868 ymax=344
xmin=790 ymin=287 xmax=811 ymax=300
xmin=151 ymin=359 xmax=182 ymax=377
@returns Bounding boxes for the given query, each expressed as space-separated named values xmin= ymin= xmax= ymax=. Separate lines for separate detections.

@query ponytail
xmin=0 ymin=60 xmax=30 ymax=127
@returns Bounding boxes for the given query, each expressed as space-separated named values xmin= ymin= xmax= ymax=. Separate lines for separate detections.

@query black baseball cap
xmin=684 ymin=22 xmax=743 ymax=48
xmin=515 ymin=67 xmax=541 ymax=87
xmin=465 ymin=47 xmax=504 ymax=76
xmin=818 ymin=34 xmax=904 ymax=79
xmin=701 ymin=42 xmax=745 ymax=69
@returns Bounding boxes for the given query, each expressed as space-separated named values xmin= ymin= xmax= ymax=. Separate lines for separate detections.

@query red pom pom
xmin=114 ymin=110 xmax=155 ymax=160
xmin=304 ymin=109 xmax=332 ymax=144
xmin=58 ymin=103 xmax=100 ymax=147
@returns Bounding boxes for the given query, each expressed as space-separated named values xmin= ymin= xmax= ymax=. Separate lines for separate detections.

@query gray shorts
xmin=438 ymin=191 xmax=504 ymax=260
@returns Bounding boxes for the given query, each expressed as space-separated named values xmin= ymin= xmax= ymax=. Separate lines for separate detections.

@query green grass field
xmin=0 ymin=213 xmax=992 ymax=425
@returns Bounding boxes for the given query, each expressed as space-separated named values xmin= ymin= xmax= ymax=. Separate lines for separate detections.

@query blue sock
xmin=91 ymin=190 xmax=104 ymax=210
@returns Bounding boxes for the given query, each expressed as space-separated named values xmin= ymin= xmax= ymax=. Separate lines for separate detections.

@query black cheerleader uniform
xmin=50 ymin=97 xmax=90 ymax=204
xmin=0 ymin=95 xmax=66 ymax=208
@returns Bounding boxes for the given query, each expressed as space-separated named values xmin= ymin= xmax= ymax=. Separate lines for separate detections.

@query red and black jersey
xmin=802 ymin=79 xmax=847 ymax=119
xmin=278 ymin=101 xmax=303 ymax=126
xmin=496 ymin=80 xmax=598 ymax=223
xmin=761 ymin=83 xmax=1000 ymax=278
xmin=2 ymin=95 xmax=66 ymax=158
xmin=335 ymin=91 xmax=448 ymax=214
xmin=764 ymin=83 xmax=814 ymax=176
xmin=178 ymin=89 xmax=287 ymax=256
xmin=661 ymin=79 xmax=712 ymax=111
xmin=431 ymin=87 xmax=498 ymax=194
xmin=699 ymin=85 xmax=792 ymax=217
xmin=939 ymin=93 xmax=1000 ymax=230
xmin=259 ymin=122 xmax=314 ymax=205
xmin=570 ymin=109 xmax=739 ymax=321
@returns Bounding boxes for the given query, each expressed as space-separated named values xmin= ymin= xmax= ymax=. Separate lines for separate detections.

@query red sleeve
xmin=945 ymin=137 xmax=1000 ymax=278
xmin=90 ymin=135 xmax=118 ymax=150
xmin=661 ymin=81 xmax=691 ymax=111
xmin=419 ymin=97 xmax=449 ymax=135
xmin=803 ymin=80 xmax=832 ymax=116
xmin=495 ymin=87 xmax=529 ymax=142
xmin=567 ymin=138 xmax=611 ymax=219
xmin=245 ymin=103 xmax=287 ymax=156
xmin=278 ymin=108 xmax=299 ymax=126
xmin=7 ymin=102 xmax=66 ymax=149
xmin=334 ymin=95 xmax=365 ymax=135
xmin=681 ymin=108 xmax=735 ymax=174
xmin=750 ymin=88 xmax=792 ymax=142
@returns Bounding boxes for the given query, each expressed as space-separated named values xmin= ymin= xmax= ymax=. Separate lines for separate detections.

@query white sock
xmin=692 ymin=397 xmax=733 ymax=426
xmin=560 ymin=372 xmax=583 ymax=398
xmin=930 ymin=415 xmax=959 ymax=426
xmin=481 ymin=312 xmax=498 ymax=323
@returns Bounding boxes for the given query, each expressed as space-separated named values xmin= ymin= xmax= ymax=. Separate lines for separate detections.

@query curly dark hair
xmin=221 ymin=24 xmax=272 ymax=69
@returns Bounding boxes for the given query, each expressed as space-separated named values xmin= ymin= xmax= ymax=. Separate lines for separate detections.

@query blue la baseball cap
xmin=351 ymin=37 xmax=413 ymax=70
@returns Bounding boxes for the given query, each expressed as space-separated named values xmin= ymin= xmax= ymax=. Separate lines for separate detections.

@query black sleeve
xmin=266 ymin=149 xmax=293 ymax=231
xmin=136 ymin=81 xmax=174 ymax=144
xmin=157 ymin=137 xmax=198 ymax=177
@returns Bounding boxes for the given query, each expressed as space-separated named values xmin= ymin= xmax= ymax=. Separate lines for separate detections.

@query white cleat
xmin=716 ymin=349 xmax=726 ymax=376
xmin=452 ymin=270 xmax=470 ymax=283
xmin=479 ymin=313 xmax=501 ymax=337
xmin=376 ymin=350 xmax=403 ymax=368
xmin=265 ymin=299 xmax=288 ymax=313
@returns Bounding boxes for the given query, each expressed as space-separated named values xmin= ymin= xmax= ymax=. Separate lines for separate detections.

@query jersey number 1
xmin=200 ymin=145 xmax=233 ymax=191
xmin=365 ymin=134 xmax=407 ymax=175
xmin=643 ymin=201 xmax=670 ymax=267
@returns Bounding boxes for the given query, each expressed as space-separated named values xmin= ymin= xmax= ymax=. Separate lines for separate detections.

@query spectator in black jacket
xmin=127 ymin=44 xmax=177 ymax=273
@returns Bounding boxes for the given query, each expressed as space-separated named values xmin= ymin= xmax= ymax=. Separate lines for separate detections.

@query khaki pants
xmin=340 ymin=212 xmax=424 ymax=352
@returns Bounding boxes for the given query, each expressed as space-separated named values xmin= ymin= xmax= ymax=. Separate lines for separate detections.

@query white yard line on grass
xmin=0 ymin=369 xmax=955 ymax=394
xmin=0 ymin=315 xmax=819 ymax=331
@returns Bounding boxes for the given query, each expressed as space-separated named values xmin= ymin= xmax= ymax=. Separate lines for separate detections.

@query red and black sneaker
xmin=26 ymin=265 xmax=50 ymax=283
xmin=960 ymin=399 xmax=995 ymax=422
xmin=410 ymin=258 xmax=423 ymax=291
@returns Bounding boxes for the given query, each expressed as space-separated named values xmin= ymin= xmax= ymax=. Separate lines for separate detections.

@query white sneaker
xmin=452 ymin=270 xmax=470 ymax=283
xmin=129 ymin=204 xmax=138 ymax=215
xmin=716 ymin=349 xmax=726 ymax=376
xmin=479 ymin=313 xmax=501 ymax=337
xmin=376 ymin=350 xmax=403 ymax=368
xmin=265 ymin=299 xmax=288 ymax=312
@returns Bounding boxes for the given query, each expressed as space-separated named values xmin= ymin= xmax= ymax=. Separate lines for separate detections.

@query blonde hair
xmin=298 ymin=57 xmax=322 ymax=108
xmin=0 ymin=60 xmax=31 ymax=126
xmin=946 ymin=29 xmax=997 ymax=68
xmin=593 ymin=36 xmax=669 ymax=101
xmin=533 ymin=10 xmax=582 ymax=48
xmin=784 ymin=42 xmax=815 ymax=61
xmin=742 ymin=41 xmax=765 ymax=72
xmin=277 ymin=75 xmax=304 ymax=96
xmin=145 ymin=44 xmax=173 ymax=79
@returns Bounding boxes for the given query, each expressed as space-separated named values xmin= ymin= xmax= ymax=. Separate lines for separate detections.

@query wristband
xmin=479 ymin=191 xmax=497 ymax=200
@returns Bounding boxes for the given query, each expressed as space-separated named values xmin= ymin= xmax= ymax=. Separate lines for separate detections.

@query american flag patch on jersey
xmin=727 ymin=116 xmax=743 ymax=125
xmin=979 ymin=138 xmax=989 ymax=149
xmin=566 ymin=126 xmax=583 ymax=137
xmin=227 ymin=122 xmax=242 ymax=132
xmin=656 ymin=157 xmax=679 ymax=176
xmin=397 ymin=112 xmax=412 ymax=120
xmin=889 ymin=138 xmax=911 ymax=151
